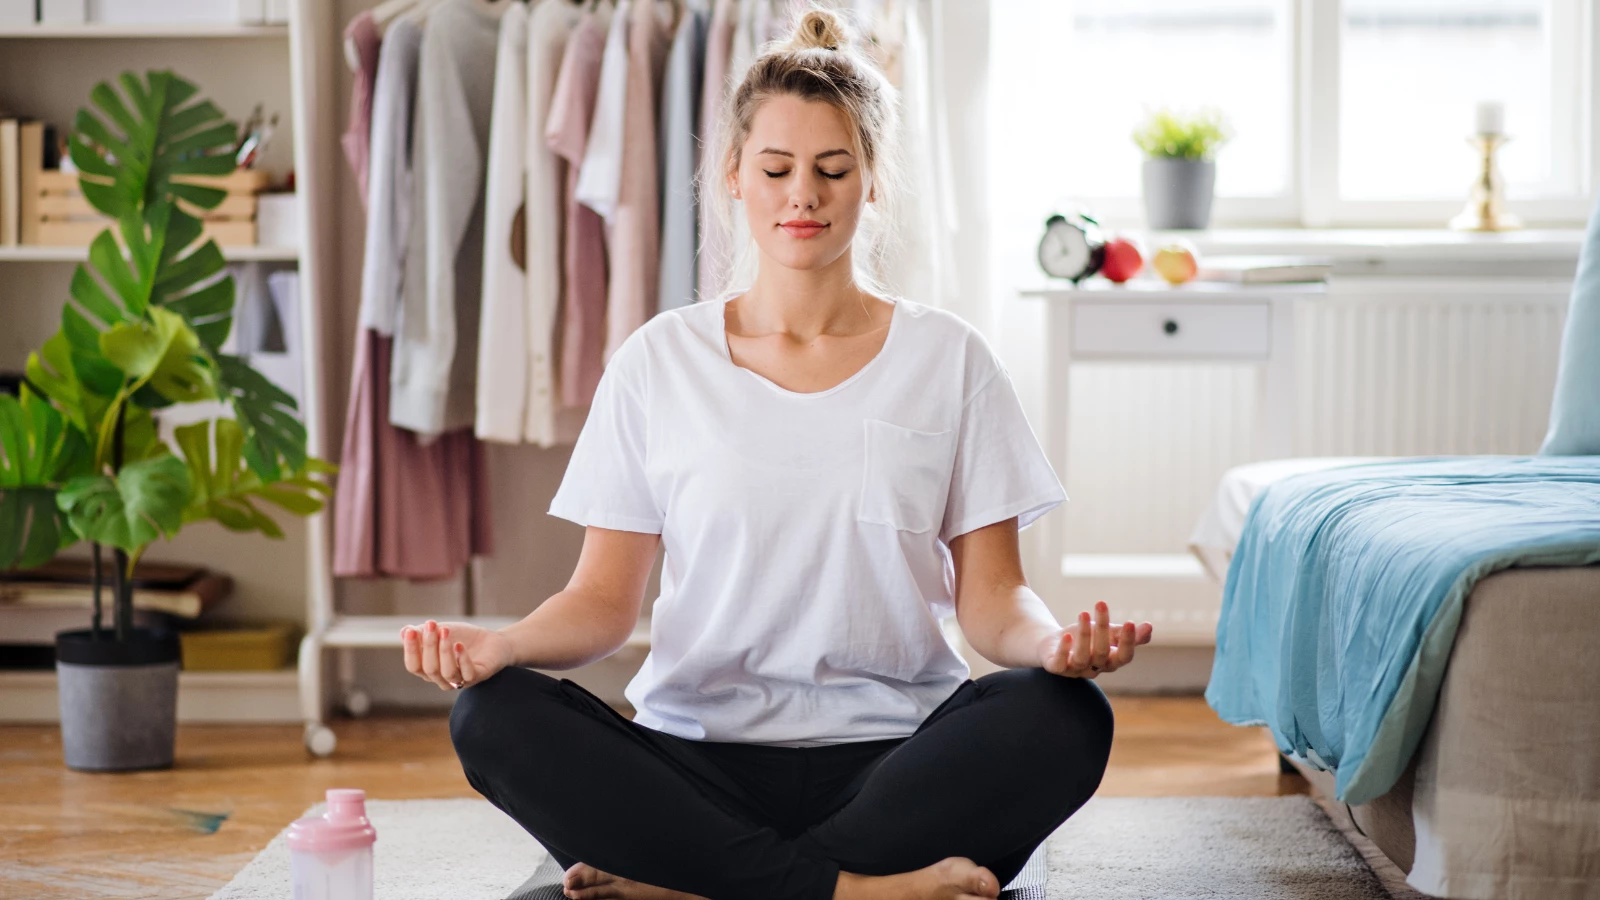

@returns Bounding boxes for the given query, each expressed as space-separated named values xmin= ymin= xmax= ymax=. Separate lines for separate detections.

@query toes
xmin=970 ymin=864 xmax=1001 ymax=897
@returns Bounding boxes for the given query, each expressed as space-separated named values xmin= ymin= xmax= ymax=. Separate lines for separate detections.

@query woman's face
xmin=730 ymin=94 xmax=873 ymax=275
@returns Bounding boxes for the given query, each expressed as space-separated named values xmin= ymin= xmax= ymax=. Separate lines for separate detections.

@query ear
xmin=727 ymin=170 xmax=741 ymax=199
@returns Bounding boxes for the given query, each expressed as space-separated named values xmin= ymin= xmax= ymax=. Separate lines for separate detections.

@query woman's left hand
xmin=1038 ymin=601 xmax=1154 ymax=678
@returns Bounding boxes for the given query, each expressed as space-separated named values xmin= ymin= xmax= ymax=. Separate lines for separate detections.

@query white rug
xmin=208 ymin=795 xmax=1397 ymax=899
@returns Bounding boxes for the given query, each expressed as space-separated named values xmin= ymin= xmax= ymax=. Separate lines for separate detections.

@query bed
xmin=1190 ymin=457 xmax=1600 ymax=900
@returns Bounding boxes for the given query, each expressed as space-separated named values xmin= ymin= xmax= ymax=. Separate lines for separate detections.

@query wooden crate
xmin=30 ymin=169 xmax=270 ymax=248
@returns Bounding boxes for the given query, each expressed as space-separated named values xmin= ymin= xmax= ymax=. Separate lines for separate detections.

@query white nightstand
xmin=1019 ymin=279 xmax=1326 ymax=640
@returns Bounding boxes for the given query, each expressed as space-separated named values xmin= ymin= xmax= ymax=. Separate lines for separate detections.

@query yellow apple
xmin=1152 ymin=241 xmax=1200 ymax=284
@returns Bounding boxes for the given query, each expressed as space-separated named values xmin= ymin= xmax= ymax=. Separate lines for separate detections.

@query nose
xmin=788 ymin=169 xmax=822 ymax=214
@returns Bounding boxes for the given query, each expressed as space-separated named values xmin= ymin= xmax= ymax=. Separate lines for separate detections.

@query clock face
xmin=1039 ymin=215 xmax=1092 ymax=280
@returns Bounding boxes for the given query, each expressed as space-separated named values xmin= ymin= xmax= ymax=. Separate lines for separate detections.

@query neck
xmin=740 ymin=247 xmax=874 ymax=338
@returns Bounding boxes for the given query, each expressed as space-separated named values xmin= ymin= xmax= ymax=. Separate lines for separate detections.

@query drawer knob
xmin=1162 ymin=319 xmax=1179 ymax=336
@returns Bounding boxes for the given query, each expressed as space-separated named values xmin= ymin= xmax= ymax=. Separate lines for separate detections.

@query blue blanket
xmin=1205 ymin=456 xmax=1600 ymax=805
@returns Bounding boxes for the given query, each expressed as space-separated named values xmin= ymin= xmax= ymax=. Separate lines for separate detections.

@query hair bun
xmin=787 ymin=8 xmax=850 ymax=52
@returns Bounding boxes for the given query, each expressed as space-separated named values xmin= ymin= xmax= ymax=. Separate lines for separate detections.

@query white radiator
xmin=1050 ymin=278 xmax=1571 ymax=637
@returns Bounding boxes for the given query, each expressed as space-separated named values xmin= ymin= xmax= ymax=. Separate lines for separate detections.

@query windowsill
xmin=1141 ymin=227 xmax=1585 ymax=262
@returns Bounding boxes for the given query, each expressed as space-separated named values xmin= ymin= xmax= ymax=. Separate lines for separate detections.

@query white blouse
xmin=548 ymin=295 xmax=1067 ymax=746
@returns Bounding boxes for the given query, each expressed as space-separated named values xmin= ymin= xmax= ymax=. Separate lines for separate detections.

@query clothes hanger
xmin=372 ymin=0 xmax=425 ymax=29
xmin=401 ymin=0 xmax=447 ymax=24
xmin=344 ymin=0 xmax=423 ymax=72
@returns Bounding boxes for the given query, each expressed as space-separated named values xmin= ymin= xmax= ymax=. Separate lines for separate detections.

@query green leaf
xmin=175 ymin=417 xmax=330 ymax=538
xmin=71 ymin=70 xmax=237 ymax=220
xmin=162 ymin=277 xmax=234 ymax=351
xmin=100 ymin=306 xmax=217 ymax=404
xmin=26 ymin=331 xmax=90 ymax=433
xmin=0 ymin=390 xmax=91 ymax=570
xmin=88 ymin=229 xmax=144 ymax=319
xmin=1132 ymin=107 xmax=1233 ymax=160
xmin=57 ymin=452 xmax=191 ymax=553
xmin=215 ymin=354 xmax=305 ymax=482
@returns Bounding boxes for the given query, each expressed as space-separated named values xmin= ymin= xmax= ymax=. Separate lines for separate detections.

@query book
xmin=0 ymin=118 xmax=17 ymax=246
xmin=1 ymin=557 xmax=208 ymax=590
xmin=0 ymin=572 xmax=233 ymax=619
xmin=18 ymin=120 xmax=43 ymax=245
xmin=1195 ymin=255 xmax=1333 ymax=284
xmin=0 ymin=606 xmax=174 ymax=648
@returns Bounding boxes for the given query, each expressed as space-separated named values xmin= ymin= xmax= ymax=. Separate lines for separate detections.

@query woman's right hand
xmin=400 ymin=619 xmax=515 ymax=691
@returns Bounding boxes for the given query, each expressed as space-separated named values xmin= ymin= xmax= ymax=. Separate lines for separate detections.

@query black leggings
xmin=449 ymin=665 xmax=1114 ymax=900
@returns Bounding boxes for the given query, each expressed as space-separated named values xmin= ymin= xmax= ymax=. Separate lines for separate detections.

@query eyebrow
xmin=754 ymin=148 xmax=854 ymax=161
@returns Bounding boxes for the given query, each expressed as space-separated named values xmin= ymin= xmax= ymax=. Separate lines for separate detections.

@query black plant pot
xmin=55 ymin=627 xmax=181 ymax=771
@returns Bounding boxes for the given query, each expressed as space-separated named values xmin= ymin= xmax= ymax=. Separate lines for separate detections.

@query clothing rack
xmin=299 ymin=0 xmax=954 ymax=755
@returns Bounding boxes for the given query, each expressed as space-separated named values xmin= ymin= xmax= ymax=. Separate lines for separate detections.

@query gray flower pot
xmin=1142 ymin=158 xmax=1217 ymax=230
xmin=55 ymin=628 xmax=181 ymax=772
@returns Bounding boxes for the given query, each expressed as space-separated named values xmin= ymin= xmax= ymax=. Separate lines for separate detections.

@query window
xmin=989 ymin=0 xmax=1594 ymax=228
xmin=1340 ymin=0 xmax=1580 ymax=200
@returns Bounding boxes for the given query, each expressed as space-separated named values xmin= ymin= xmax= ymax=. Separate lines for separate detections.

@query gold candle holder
xmin=1449 ymin=133 xmax=1521 ymax=231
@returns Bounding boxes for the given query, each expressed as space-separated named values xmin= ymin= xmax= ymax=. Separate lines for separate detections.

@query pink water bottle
xmin=287 ymin=788 xmax=377 ymax=900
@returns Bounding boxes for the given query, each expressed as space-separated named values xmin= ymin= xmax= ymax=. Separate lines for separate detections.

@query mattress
xmin=1188 ymin=457 xmax=1396 ymax=582
xmin=1192 ymin=458 xmax=1600 ymax=899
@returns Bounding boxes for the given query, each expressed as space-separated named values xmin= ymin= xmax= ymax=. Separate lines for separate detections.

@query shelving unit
xmin=0 ymin=244 xmax=300 ymax=262
xmin=0 ymin=5 xmax=339 ymax=732
xmin=0 ymin=24 xmax=289 ymax=38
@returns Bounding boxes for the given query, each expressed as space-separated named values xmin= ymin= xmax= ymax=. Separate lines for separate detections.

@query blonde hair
xmin=698 ymin=6 xmax=904 ymax=299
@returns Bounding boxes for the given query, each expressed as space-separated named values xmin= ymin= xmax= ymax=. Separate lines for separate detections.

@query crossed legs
xmin=450 ymin=665 xmax=1113 ymax=900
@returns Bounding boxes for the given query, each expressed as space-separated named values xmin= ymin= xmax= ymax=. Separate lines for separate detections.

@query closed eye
xmin=819 ymin=170 xmax=848 ymax=180
xmin=763 ymin=170 xmax=790 ymax=178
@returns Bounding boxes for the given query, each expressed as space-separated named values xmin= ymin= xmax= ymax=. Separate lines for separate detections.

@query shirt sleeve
xmin=547 ymin=337 xmax=664 ymax=533
xmin=939 ymin=365 xmax=1068 ymax=545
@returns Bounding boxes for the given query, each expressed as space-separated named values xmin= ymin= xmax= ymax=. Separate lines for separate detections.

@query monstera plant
xmin=0 ymin=70 xmax=335 ymax=771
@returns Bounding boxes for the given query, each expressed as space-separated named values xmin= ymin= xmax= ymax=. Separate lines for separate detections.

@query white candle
xmin=1476 ymin=101 xmax=1505 ymax=136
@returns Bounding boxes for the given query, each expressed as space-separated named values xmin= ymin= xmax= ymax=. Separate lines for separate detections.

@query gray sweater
xmin=390 ymin=0 xmax=502 ymax=438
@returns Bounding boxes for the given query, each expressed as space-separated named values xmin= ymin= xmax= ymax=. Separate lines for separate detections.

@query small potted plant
xmin=1132 ymin=106 xmax=1233 ymax=230
xmin=0 ymin=69 xmax=336 ymax=771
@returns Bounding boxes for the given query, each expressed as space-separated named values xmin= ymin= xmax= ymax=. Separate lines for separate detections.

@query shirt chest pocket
xmin=857 ymin=419 xmax=957 ymax=534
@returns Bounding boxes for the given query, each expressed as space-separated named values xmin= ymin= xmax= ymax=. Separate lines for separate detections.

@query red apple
xmin=1152 ymin=240 xmax=1199 ymax=284
xmin=1100 ymin=236 xmax=1144 ymax=283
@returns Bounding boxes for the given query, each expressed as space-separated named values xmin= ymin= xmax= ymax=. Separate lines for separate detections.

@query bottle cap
xmin=287 ymin=788 xmax=377 ymax=853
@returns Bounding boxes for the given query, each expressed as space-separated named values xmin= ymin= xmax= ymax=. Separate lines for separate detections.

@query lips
xmin=780 ymin=220 xmax=827 ymax=239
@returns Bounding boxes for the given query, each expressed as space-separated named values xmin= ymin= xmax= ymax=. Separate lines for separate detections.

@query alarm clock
xmin=1038 ymin=211 xmax=1106 ymax=283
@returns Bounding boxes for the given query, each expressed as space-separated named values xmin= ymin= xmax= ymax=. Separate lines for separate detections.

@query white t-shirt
xmin=547 ymin=295 xmax=1068 ymax=746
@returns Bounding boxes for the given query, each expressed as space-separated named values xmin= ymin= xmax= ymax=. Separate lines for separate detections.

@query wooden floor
xmin=0 ymin=695 xmax=1308 ymax=899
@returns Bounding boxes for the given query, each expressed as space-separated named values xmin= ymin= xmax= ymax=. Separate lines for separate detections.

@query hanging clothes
xmin=334 ymin=13 xmax=493 ymax=581
xmin=601 ymin=0 xmax=676 ymax=363
xmin=694 ymin=0 xmax=736 ymax=303
xmin=575 ymin=0 xmax=631 ymax=222
xmin=391 ymin=0 xmax=502 ymax=437
xmin=547 ymin=1 xmax=615 ymax=408
xmin=341 ymin=10 xmax=382 ymax=207
xmin=882 ymin=0 xmax=957 ymax=309
xmin=657 ymin=4 xmax=708 ymax=313
xmin=476 ymin=2 xmax=532 ymax=440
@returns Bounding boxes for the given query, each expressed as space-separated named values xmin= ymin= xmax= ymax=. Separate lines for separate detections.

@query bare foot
xmin=561 ymin=861 xmax=711 ymax=900
xmin=835 ymin=856 xmax=1002 ymax=900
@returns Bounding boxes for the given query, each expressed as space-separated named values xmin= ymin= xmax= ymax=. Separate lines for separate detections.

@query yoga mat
xmin=208 ymin=795 xmax=1402 ymax=899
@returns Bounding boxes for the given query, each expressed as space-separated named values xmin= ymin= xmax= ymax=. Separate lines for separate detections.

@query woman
xmin=401 ymin=9 xmax=1153 ymax=900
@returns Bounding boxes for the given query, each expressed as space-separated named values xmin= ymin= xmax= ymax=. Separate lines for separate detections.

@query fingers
xmin=439 ymin=625 xmax=465 ymax=686
xmin=1070 ymin=611 xmax=1093 ymax=670
xmin=1042 ymin=629 xmax=1070 ymax=674
xmin=419 ymin=619 xmax=444 ymax=688
xmin=1112 ymin=621 xmax=1137 ymax=667
xmin=414 ymin=620 xmax=456 ymax=690
xmin=401 ymin=624 xmax=422 ymax=676
xmin=1090 ymin=601 xmax=1112 ymax=669
xmin=457 ymin=641 xmax=478 ymax=684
